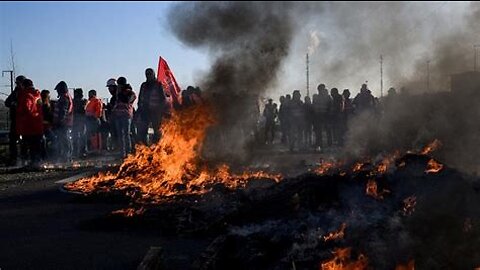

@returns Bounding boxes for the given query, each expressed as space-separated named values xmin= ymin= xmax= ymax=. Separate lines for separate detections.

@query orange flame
xmin=323 ymin=223 xmax=347 ymax=242
xmin=374 ymin=151 xmax=400 ymax=175
xmin=395 ymin=259 xmax=415 ymax=270
xmin=352 ymin=162 xmax=365 ymax=173
xmin=65 ymin=104 xmax=281 ymax=203
xmin=315 ymin=161 xmax=338 ymax=175
xmin=425 ymin=159 xmax=444 ymax=174
xmin=420 ymin=139 xmax=442 ymax=155
xmin=320 ymin=248 xmax=368 ymax=270
xmin=111 ymin=207 xmax=145 ymax=217
xmin=365 ymin=179 xmax=389 ymax=200
xmin=375 ymin=163 xmax=388 ymax=174
xmin=366 ymin=179 xmax=379 ymax=199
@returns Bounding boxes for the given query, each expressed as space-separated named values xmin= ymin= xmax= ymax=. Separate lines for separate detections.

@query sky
xmin=0 ymin=1 xmax=210 ymax=101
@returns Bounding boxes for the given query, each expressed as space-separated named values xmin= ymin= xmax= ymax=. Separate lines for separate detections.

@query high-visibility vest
xmin=86 ymin=97 xmax=103 ymax=118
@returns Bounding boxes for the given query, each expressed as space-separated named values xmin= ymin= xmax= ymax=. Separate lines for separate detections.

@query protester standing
xmin=53 ymin=81 xmax=73 ymax=162
xmin=16 ymin=79 xmax=44 ymax=167
xmin=4 ymin=75 xmax=26 ymax=166
xmin=113 ymin=77 xmax=136 ymax=158
xmin=72 ymin=88 xmax=87 ymax=158
xmin=85 ymin=90 xmax=103 ymax=154
xmin=137 ymin=68 xmax=166 ymax=145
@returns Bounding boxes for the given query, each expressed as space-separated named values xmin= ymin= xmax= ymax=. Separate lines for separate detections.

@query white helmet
xmin=106 ymin=78 xmax=117 ymax=87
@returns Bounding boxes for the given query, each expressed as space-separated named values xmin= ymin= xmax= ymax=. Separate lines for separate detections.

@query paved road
xmin=0 ymin=169 xmax=209 ymax=270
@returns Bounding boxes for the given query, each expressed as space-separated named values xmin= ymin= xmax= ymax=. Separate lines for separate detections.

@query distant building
xmin=450 ymin=71 xmax=480 ymax=93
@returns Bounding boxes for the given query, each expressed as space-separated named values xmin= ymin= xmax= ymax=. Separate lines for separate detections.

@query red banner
xmin=157 ymin=56 xmax=182 ymax=106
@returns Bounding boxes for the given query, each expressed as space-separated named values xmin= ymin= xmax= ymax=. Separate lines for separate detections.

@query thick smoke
xmin=167 ymin=2 xmax=480 ymax=172
xmin=168 ymin=2 xmax=304 ymax=162
xmin=164 ymin=2 xmax=480 ymax=266
xmin=343 ymin=2 xmax=480 ymax=174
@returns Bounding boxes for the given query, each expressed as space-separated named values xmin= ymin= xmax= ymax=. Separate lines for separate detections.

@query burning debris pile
xmin=64 ymin=116 xmax=480 ymax=269
xmin=65 ymin=103 xmax=281 ymax=203
xmin=191 ymin=144 xmax=480 ymax=269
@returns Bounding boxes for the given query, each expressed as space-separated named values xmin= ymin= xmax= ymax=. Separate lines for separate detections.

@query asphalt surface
xmin=0 ymin=169 xmax=209 ymax=270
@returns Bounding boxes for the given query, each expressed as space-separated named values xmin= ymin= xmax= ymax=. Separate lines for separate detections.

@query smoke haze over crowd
xmin=167 ymin=2 xmax=480 ymax=172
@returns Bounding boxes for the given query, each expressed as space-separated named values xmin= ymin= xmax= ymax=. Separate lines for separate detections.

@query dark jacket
xmin=353 ymin=92 xmax=375 ymax=113
xmin=113 ymin=84 xmax=136 ymax=118
xmin=331 ymin=94 xmax=343 ymax=116
xmin=42 ymin=102 xmax=54 ymax=130
xmin=54 ymin=93 xmax=73 ymax=127
xmin=263 ymin=103 xmax=277 ymax=121
xmin=138 ymin=81 xmax=165 ymax=108
xmin=5 ymin=87 xmax=19 ymax=122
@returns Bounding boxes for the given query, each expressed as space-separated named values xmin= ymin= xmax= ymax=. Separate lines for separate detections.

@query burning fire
xmin=352 ymin=162 xmax=365 ymax=173
xmin=65 ymin=104 xmax=281 ymax=203
xmin=111 ymin=207 xmax=145 ymax=217
xmin=365 ymin=179 xmax=389 ymax=200
xmin=395 ymin=260 xmax=415 ymax=270
xmin=315 ymin=161 xmax=339 ymax=175
xmin=420 ymin=139 xmax=442 ymax=155
xmin=320 ymin=248 xmax=368 ymax=270
xmin=323 ymin=223 xmax=347 ymax=242
xmin=374 ymin=152 xmax=399 ymax=174
xmin=366 ymin=180 xmax=379 ymax=199
xmin=424 ymin=159 xmax=444 ymax=174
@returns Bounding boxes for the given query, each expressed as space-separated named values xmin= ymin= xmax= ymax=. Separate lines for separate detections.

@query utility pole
xmin=427 ymin=60 xmax=430 ymax=92
xmin=306 ymin=53 xmax=310 ymax=97
xmin=2 ymin=70 xmax=14 ymax=93
xmin=380 ymin=55 xmax=383 ymax=98
xmin=474 ymin=44 xmax=480 ymax=72
xmin=10 ymin=40 xmax=16 ymax=78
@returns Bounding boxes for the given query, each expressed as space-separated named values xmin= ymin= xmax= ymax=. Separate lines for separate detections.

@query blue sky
xmin=0 ymin=1 xmax=210 ymax=101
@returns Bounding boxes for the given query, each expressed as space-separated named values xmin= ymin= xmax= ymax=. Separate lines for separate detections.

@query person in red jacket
xmin=85 ymin=89 xmax=103 ymax=153
xmin=16 ymin=78 xmax=44 ymax=167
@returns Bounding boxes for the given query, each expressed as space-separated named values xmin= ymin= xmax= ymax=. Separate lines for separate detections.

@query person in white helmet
xmin=105 ymin=78 xmax=118 ymax=151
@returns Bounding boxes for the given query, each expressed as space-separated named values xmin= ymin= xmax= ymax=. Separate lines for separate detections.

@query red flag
xmin=157 ymin=56 xmax=182 ymax=106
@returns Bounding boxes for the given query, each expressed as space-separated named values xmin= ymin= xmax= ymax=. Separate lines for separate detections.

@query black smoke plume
xmin=168 ymin=2 xmax=302 ymax=162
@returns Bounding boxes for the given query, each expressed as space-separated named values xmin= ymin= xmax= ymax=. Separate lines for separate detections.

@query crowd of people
xmin=4 ymin=68 xmax=202 ymax=167
xmin=4 ymin=67 xmax=396 ymax=166
xmin=262 ymin=83 xmax=394 ymax=152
